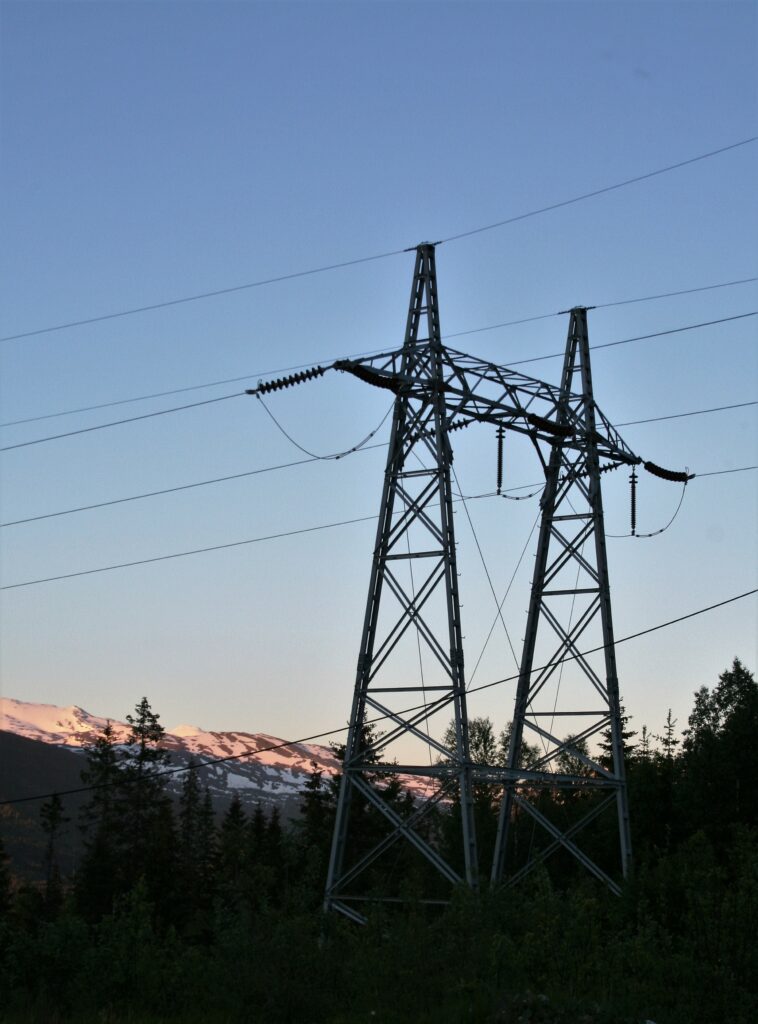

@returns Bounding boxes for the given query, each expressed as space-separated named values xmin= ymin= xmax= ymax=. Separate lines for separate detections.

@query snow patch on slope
xmin=0 ymin=698 xmax=130 ymax=746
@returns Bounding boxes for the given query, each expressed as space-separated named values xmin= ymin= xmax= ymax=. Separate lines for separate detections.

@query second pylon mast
xmin=491 ymin=307 xmax=632 ymax=893
xmin=323 ymin=244 xmax=479 ymax=923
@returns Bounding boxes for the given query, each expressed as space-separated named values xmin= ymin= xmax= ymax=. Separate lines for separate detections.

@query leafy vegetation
xmin=1 ymin=665 xmax=757 ymax=1024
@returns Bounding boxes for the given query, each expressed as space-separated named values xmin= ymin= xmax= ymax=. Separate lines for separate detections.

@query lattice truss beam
xmin=334 ymin=348 xmax=638 ymax=470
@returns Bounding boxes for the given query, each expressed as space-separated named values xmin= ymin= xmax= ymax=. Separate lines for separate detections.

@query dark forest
xmin=1 ymin=659 xmax=756 ymax=1024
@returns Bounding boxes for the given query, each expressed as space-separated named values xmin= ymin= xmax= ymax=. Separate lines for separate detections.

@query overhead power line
xmin=616 ymin=399 xmax=757 ymax=428
xmin=3 ymin=312 xmax=755 ymax=453
xmin=507 ymin=311 xmax=758 ymax=368
xmin=0 ymin=449 xmax=377 ymax=527
xmin=3 ymin=276 xmax=755 ymax=429
xmin=2 ymin=586 xmax=755 ymax=808
xmin=695 ymin=464 xmax=758 ymax=478
xmin=1 ymin=402 xmax=754 ymax=528
xmin=466 ymin=589 xmax=757 ymax=698
xmin=438 ymin=137 xmax=758 ymax=244
xmin=2 ymin=137 xmax=755 ymax=344
xmin=0 ymin=513 xmax=382 ymax=590
xmin=591 ymin=276 xmax=758 ymax=311
xmin=0 ymin=247 xmax=408 ymax=344
xmin=0 ymin=392 xmax=242 ymax=453
xmin=2 ymin=465 xmax=756 ymax=585
xmin=0 ymin=491 xmax=506 ymax=588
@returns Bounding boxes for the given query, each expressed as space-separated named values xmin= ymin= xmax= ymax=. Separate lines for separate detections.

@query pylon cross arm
xmin=333 ymin=345 xmax=640 ymax=465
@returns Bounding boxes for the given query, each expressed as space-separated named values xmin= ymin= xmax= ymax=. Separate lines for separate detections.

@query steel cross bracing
xmin=323 ymin=244 xmax=479 ymax=924
xmin=324 ymin=245 xmax=646 ymax=920
xmin=334 ymin=347 xmax=639 ymax=473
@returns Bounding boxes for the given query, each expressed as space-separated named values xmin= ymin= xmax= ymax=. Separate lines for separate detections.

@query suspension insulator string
xmin=630 ymin=468 xmax=638 ymax=536
xmin=245 ymin=364 xmax=326 ymax=396
xmin=496 ymin=425 xmax=504 ymax=495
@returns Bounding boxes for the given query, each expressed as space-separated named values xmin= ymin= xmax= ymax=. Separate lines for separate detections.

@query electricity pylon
xmin=318 ymin=245 xmax=687 ymax=919
xmin=323 ymin=244 xmax=479 ymax=924
xmin=491 ymin=307 xmax=632 ymax=894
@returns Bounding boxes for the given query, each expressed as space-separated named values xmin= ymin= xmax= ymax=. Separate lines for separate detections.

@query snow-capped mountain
xmin=0 ymin=697 xmax=342 ymax=815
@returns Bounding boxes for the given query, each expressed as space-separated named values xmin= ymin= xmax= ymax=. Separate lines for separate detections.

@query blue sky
xmin=1 ymin=1 xmax=756 ymax=750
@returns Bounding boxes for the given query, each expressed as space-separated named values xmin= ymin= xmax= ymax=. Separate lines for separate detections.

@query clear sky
xmin=1 ymin=1 xmax=756 ymax=753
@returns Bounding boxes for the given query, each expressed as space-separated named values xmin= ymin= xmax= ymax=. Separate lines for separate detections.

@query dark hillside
xmin=0 ymin=732 xmax=86 ymax=878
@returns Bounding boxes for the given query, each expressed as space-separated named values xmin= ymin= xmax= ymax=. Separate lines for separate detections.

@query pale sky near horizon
xmin=1 ymin=1 xmax=756 ymax=751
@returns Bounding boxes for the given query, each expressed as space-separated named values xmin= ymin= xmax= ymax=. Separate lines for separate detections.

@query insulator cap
xmin=643 ymin=461 xmax=692 ymax=483
xmin=334 ymin=361 xmax=402 ymax=393
xmin=526 ymin=412 xmax=574 ymax=438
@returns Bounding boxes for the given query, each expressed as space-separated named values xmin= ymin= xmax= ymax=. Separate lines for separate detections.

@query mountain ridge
xmin=1 ymin=696 xmax=429 ymax=813
xmin=0 ymin=696 xmax=341 ymax=813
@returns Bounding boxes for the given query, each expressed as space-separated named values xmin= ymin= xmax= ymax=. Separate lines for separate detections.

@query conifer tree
xmin=681 ymin=659 xmax=757 ymax=834
xmin=87 ymin=697 xmax=177 ymax=919
xmin=656 ymin=709 xmax=679 ymax=763
xmin=77 ymin=722 xmax=122 ymax=919
xmin=79 ymin=722 xmax=120 ymax=839
xmin=178 ymin=760 xmax=202 ymax=880
xmin=0 ymin=835 xmax=11 ymax=917
xmin=176 ymin=760 xmax=204 ymax=924
xmin=198 ymin=786 xmax=217 ymax=894
xmin=266 ymin=805 xmax=283 ymax=858
xmin=599 ymin=703 xmax=637 ymax=767
xmin=249 ymin=802 xmax=267 ymax=859
xmin=637 ymin=725 xmax=652 ymax=761
xmin=299 ymin=762 xmax=332 ymax=855
xmin=119 ymin=697 xmax=173 ymax=883
xmin=40 ymin=792 xmax=68 ymax=915
xmin=217 ymin=793 xmax=247 ymax=893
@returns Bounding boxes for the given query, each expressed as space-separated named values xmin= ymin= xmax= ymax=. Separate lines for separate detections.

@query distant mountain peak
xmin=1 ymin=696 xmax=427 ymax=815
xmin=170 ymin=723 xmax=203 ymax=737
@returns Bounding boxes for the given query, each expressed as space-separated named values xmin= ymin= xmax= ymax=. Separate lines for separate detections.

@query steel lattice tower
xmin=323 ymin=244 xmax=479 ymax=924
xmin=315 ymin=245 xmax=687 ymax=919
xmin=491 ymin=307 xmax=632 ymax=894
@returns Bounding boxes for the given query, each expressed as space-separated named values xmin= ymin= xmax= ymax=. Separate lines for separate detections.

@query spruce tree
xmin=39 ymin=792 xmax=69 ymax=916
xmin=637 ymin=724 xmax=652 ymax=761
xmin=177 ymin=761 xmax=205 ymax=926
xmin=266 ymin=805 xmax=283 ymax=860
xmin=217 ymin=793 xmax=247 ymax=895
xmin=599 ymin=703 xmax=637 ymax=767
xmin=198 ymin=786 xmax=217 ymax=893
xmin=120 ymin=696 xmax=172 ymax=876
xmin=114 ymin=697 xmax=177 ymax=918
xmin=298 ymin=762 xmax=332 ymax=856
xmin=681 ymin=659 xmax=757 ymax=835
xmin=656 ymin=709 xmax=679 ymax=763
xmin=0 ymin=834 xmax=11 ymax=917
xmin=79 ymin=721 xmax=120 ymax=839
xmin=249 ymin=801 xmax=267 ymax=860
xmin=77 ymin=722 xmax=122 ymax=919
xmin=178 ymin=760 xmax=202 ymax=883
